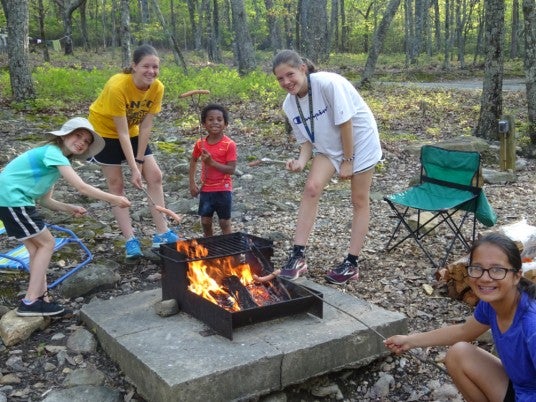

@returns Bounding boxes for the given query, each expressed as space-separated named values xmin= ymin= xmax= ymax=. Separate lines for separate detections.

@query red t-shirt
xmin=192 ymin=135 xmax=237 ymax=192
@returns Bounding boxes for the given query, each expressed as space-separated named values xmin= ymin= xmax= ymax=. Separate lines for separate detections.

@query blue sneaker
xmin=125 ymin=237 xmax=143 ymax=259
xmin=152 ymin=229 xmax=179 ymax=249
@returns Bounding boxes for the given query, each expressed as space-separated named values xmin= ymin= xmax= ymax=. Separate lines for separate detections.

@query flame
xmin=176 ymin=240 xmax=275 ymax=312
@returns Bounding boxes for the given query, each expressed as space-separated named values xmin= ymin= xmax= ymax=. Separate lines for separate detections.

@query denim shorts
xmin=198 ymin=191 xmax=232 ymax=219
xmin=0 ymin=206 xmax=46 ymax=240
xmin=90 ymin=136 xmax=153 ymax=165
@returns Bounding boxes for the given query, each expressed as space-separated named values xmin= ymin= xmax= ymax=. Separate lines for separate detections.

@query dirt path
xmin=382 ymin=78 xmax=525 ymax=92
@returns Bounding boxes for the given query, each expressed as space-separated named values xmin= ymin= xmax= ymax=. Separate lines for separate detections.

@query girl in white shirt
xmin=272 ymin=49 xmax=382 ymax=285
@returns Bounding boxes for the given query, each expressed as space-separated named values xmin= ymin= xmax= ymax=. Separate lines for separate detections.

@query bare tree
xmin=2 ymin=0 xmax=35 ymax=100
xmin=474 ymin=0 xmax=505 ymax=140
xmin=79 ymin=0 xmax=89 ymax=51
xmin=229 ymin=0 xmax=256 ymax=75
xmin=360 ymin=0 xmax=402 ymax=87
xmin=150 ymin=0 xmax=187 ymax=71
xmin=523 ymin=0 xmax=536 ymax=144
xmin=298 ymin=0 xmax=329 ymax=63
xmin=264 ymin=0 xmax=283 ymax=51
xmin=120 ymin=0 xmax=130 ymax=69
xmin=36 ymin=0 xmax=50 ymax=62
xmin=511 ymin=0 xmax=521 ymax=58
xmin=54 ymin=0 xmax=85 ymax=55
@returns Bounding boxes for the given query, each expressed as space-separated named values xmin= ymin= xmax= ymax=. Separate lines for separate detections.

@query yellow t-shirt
xmin=89 ymin=73 xmax=164 ymax=138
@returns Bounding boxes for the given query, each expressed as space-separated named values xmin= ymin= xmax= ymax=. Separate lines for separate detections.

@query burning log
xmin=222 ymin=275 xmax=259 ymax=310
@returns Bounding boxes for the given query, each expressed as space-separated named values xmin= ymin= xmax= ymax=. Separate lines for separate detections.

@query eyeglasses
xmin=466 ymin=265 xmax=517 ymax=280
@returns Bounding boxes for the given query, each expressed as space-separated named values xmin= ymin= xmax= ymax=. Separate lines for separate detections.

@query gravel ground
xmin=0 ymin=86 xmax=534 ymax=401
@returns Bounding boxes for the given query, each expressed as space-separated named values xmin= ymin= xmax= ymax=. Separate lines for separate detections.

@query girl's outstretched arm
xmin=57 ymin=165 xmax=131 ymax=207
xmin=384 ymin=316 xmax=489 ymax=354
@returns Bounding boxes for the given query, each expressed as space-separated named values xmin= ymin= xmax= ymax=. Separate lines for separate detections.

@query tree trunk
xmin=359 ymin=0 xmax=401 ymax=87
xmin=298 ymin=0 xmax=329 ymax=63
xmin=54 ymin=0 xmax=85 ymax=55
xmin=474 ymin=0 xmax=505 ymax=140
xmin=186 ymin=0 xmax=201 ymax=51
xmin=5 ymin=0 xmax=35 ymax=100
xmin=340 ymin=0 xmax=347 ymax=52
xmin=139 ymin=0 xmax=150 ymax=43
xmin=209 ymin=0 xmax=222 ymax=62
xmin=523 ymin=0 xmax=536 ymax=144
xmin=120 ymin=0 xmax=131 ymax=69
xmin=79 ymin=0 xmax=90 ymax=51
xmin=37 ymin=0 xmax=50 ymax=62
xmin=264 ymin=0 xmax=283 ymax=51
xmin=329 ymin=0 xmax=339 ymax=51
xmin=150 ymin=0 xmax=188 ymax=71
xmin=229 ymin=0 xmax=256 ymax=75
xmin=510 ymin=0 xmax=520 ymax=59
xmin=433 ymin=0 xmax=441 ymax=52
xmin=442 ymin=0 xmax=451 ymax=69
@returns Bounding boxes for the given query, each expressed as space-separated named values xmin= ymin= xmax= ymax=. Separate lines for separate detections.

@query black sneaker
xmin=16 ymin=299 xmax=65 ymax=317
xmin=279 ymin=253 xmax=308 ymax=280
xmin=325 ymin=260 xmax=359 ymax=285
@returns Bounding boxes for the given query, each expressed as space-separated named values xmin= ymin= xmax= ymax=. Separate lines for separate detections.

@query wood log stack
xmin=436 ymin=219 xmax=536 ymax=307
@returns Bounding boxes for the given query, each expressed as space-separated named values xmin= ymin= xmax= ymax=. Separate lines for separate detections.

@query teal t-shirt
xmin=0 ymin=144 xmax=70 ymax=206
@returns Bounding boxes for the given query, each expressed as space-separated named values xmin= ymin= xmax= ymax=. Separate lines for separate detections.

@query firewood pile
xmin=436 ymin=219 xmax=536 ymax=306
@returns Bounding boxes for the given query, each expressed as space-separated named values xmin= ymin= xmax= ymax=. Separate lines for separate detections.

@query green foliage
xmin=33 ymin=65 xmax=114 ymax=102
xmin=161 ymin=65 xmax=282 ymax=107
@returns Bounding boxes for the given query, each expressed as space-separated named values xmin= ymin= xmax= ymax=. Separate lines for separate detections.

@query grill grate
xmin=173 ymin=232 xmax=273 ymax=261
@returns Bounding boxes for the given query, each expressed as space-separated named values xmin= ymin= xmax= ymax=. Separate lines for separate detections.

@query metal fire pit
xmin=160 ymin=232 xmax=323 ymax=340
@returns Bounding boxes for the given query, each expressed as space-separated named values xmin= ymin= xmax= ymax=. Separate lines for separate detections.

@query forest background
xmin=0 ymin=0 xmax=535 ymax=151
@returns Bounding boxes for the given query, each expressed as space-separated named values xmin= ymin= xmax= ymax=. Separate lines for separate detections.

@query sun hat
xmin=47 ymin=117 xmax=105 ymax=160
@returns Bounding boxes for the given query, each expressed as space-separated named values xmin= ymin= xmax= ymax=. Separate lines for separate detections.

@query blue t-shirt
xmin=474 ymin=292 xmax=536 ymax=401
xmin=0 ymin=144 xmax=70 ymax=206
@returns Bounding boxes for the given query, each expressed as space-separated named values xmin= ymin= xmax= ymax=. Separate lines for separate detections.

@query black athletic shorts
xmin=90 ymin=136 xmax=153 ymax=165
xmin=0 ymin=206 xmax=46 ymax=240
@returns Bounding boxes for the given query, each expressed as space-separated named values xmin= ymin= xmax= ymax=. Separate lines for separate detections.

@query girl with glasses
xmin=384 ymin=232 xmax=536 ymax=401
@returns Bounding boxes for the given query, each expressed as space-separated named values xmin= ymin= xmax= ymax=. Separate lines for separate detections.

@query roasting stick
xmin=140 ymin=186 xmax=183 ymax=224
xmin=180 ymin=89 xmax=211 ymax=186
xmin=246 ymin=238 xmax=448 ymax=374
xmin=248 ymin=157 xmax=288 ymax=167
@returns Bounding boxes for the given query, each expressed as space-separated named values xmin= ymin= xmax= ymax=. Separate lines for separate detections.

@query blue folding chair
xmin=0 ymin=221 xmax=93 ymax=288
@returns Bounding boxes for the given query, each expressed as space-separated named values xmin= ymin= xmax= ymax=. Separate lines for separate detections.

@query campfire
xmin=176 ymin=239 xmax=290 ymax=312
xmin=160 ymin=232 xmax=323 ymax=340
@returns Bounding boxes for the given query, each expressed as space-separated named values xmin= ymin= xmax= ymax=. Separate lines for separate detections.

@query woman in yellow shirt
xmin=89 ymin=45 xmax=178 ymax=259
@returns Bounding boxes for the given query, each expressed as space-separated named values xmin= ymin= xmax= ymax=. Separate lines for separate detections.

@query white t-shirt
xmin=282 ymin=71 xmax=382 ymax=173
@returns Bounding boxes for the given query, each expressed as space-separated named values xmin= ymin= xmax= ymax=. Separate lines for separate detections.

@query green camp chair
xmin=384 ymin=145 xmax=497 ymax=268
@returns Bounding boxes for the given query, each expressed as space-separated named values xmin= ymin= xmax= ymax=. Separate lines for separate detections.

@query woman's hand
xmin=130 ymin=167 xmax=143 ymax=189
xmin=339 ymin=160 xmax=353 ymax=179
xmin=286 ymin=159 xmax=304 ymax=172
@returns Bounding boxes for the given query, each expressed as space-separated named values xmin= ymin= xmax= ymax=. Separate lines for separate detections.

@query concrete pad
xmin=80 ymin=279 xmax=407 ymax=402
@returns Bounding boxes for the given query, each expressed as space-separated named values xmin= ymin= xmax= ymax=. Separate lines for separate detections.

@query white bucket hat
xmin=47 ymin=117 xmax=105 ymax=160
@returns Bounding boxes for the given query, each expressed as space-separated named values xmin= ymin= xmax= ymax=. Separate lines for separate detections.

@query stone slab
xmin=80 ymin=279 xmax=407 ymax=402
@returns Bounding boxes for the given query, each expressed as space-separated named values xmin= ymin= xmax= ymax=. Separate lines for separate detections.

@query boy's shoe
xmin=152 ymin=229 xmax=179 ymax=249
xmin=325 ymin=260 xmax=359 ymax=285
xmin=16 ymin=299 xmax=65 ymax=317
xmin=125 ymin=237 xmax=143 ymax=259
xmin=279 ymin=253 xmax=308 ymax=280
